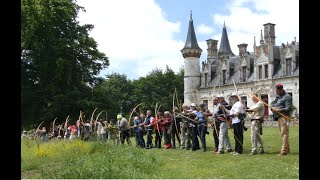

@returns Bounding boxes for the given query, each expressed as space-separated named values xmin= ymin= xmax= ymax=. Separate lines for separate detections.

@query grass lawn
xmin=21 ymin=126 xmax=299 ymax=179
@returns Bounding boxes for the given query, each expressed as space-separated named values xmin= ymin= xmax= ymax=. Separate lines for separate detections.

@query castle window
xmin=286 ymin=58 xmax=292 ymax=76
xmin=258 ymin=65 xmax=262 ymax=79
xmin=242 ymin=67 xmax=246 ymax=82
xmin=264 ymin=64 xmax=268 ymax=78
xmin=222 ymin=70 xmax=226 ymax=84
xmin=241 ymin=96 xmax=247 ymax=108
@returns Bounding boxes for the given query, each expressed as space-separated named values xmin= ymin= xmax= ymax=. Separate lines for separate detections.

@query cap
xmin=117 ymin=114 xmax=122 ymax=120
xmin=275 ymin=84 xmax=283 ymax=89
xmin=190 ymin=103 xmax=196 ymax=107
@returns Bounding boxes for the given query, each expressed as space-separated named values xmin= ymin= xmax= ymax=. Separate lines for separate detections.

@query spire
xmin=254 ymin=36 xmax=256 ymax=47
xmin=182 ymin=10 xmax=201 ymax=51
xmin=218 ymin=22 xmax=234 ymax=56
xmin=260 ymin=29 xmax=264 ymax=44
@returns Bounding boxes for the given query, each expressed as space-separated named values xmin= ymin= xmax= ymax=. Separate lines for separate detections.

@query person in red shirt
xmin=151 ymin=112 xmax=163 ymax=148
xmin=162 ymin=111 xmax=172 ymax=149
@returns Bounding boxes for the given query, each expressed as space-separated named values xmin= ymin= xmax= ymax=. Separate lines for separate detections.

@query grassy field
xmin=21 ymin=126 xmax=299 ymax=179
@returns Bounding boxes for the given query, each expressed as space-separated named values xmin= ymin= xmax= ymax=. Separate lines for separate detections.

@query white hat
xmin=217 ymin=94 xmax=223 ymax=98
xmin=231 ymin=92 xmax=238 ymax=97
xmin=190 ymin=103 xmax=196 ymax=107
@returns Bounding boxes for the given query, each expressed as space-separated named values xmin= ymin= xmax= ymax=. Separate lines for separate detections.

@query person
xmin=189 ymin=103 xmax=200 ymax=151
xmin=69 ymin=125 xmax=77 ymax=141
xmin=179 ymin=104 xmax=191 ymax=150
xmin=215 ymin=95 xmax=233 ymax=154
xmin=270 ymin=84 xmax=292 ymax=156
xmin=162 ymin=111 xmax=172 ymax=149
xmin=107 ymin=119 xmax=117 ymax=143
xmin=96 ymin=120 xmax=107 ymax=142
xmin=171 ymin=107 xmax=181 ymax=149
xmin=133 ymin=116 xmax=145 ymax=148
xmin=38 ymin=127 xmax=47 ymax=142
xmin=152 ymin=112 xmax=163 ymax=149
xmin=118 ymin=114 xmax=131 ymax=145
xmin=196 ymin=106 xmax=208 ymax=152
xmin=211 ymin=96 xmax=220 ymax=152
xmin=226 ymin=93 xmax=245 ymax=155
xmin=144 ymin=110 xmax=154 ymax=149
xmin=246 ymin=93 xmax=265 ymax=155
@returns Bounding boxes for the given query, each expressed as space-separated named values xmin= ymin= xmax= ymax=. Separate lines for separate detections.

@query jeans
xmin=218 ymin=122 xmax=232 ymax=151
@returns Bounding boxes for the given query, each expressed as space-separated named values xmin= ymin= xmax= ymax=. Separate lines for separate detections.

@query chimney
xmin=206 ymin=39 xmax=218 ymax=58
xmin=263 ymin=23 xmax=276 ymax=45
xmin=237 ymin=43 xmax=248 ymax=57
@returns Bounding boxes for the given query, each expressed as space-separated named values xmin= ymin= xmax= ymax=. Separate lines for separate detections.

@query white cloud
xmin=77 ymin=0 xmax=184 ymax=80
xmin=211 ymin=0 xmax=299 ymax=53
xmin=196 ymin=24 xmax=214 ymax=35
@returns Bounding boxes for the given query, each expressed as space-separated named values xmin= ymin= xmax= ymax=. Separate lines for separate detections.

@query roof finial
xmin=260 ymin=29 xmax=264 ymax=44
xmin=190 ymin=10 xmax=192 ymax=21
xmin=254 ymin=36 xmax=256 ymax=47
xmin=223 ymin=21 xmax=226 ymax=28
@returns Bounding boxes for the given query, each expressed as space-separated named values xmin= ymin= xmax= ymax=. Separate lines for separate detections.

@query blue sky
xmin=77 ymin=0 xmax=299 ymax=80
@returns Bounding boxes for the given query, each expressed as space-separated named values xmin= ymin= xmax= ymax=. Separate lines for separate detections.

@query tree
xmin=92 ymin=73 xmax=134 ymax=120
xmin=132 ymin=65 xmax=184 ymax=114
xmin=21 ymin=0 xmax=109 ymax=127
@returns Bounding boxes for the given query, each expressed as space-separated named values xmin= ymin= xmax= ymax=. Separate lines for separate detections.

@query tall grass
xmin=21 ymin=139 xmax=162 ymax=179
xmin=22 ymin=126 xmax=299 ymax=179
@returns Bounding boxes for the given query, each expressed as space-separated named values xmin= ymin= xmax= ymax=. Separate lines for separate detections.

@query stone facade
xmin=181 ymin=19 xmax=299 ymax=119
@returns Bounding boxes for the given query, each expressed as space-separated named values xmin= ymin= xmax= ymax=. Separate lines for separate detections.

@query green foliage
xmin=21 ymin=0 xmax=109 ymax=127
xmin=21 ymin=139 xmax=162 ymax=179
xmin=21 ymin=126 xmax=299 ymax=179
xmin=132 ymin=66 xmax=184 ymax=114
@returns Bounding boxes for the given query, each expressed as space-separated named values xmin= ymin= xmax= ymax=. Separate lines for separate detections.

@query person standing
xmin=179 ymin=104 xmax=191 ymax=150
xmin=118 ymin=114 xmax=131 ymax=145
xmin=211 ymin=96 xmax=220 ymax=152
xmin=144 ymin=110 xmax=154 ymax=149
xmin=270 ymin=84 xmax=292 ymax=156
xmin=226 ymin=93 xmax=245 ymax=155
xmin=246 ymin=93 xmax=265 ymax=155
xmin=171 ymin=108 xmax=181 ymax=149
xmin=133 ymin=116 xmax=145 ymax=148
xmin=216 ymin=96 xmax=233 ymax=154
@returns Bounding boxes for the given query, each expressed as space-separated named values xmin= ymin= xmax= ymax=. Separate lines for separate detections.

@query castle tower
xmin=218 ymin=22 xmax=234 ymax=85
xmin=181 ymin=11 xmax=202 ymax=106
xmin=218 ymin=22 xmax=234 ymax=57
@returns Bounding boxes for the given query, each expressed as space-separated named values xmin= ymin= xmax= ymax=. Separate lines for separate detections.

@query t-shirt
xmin=229 ymin=101 xmax=245 ymax=124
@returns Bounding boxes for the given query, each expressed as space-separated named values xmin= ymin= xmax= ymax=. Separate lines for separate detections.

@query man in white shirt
xmin=246 ymin=94 xmax=265 ymax=155
xmin=226 ymin=93 xmax=245 ymax=155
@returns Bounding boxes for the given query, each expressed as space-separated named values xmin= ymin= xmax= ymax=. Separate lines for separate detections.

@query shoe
xmin=180 ymin=146 xmax=185 ymax=149
xmin=278 ymin=152 xmax=287 ymax=156
xmin=249 ymin=152 xmax=257 ymax=155
xmin=258 ymin=150 xmax=265 ymax=154
xmin=216 ymin=150 xmax=224 ymax=154
xmin=233 ymin=152 xmax=241 ymax=155
xmin=226 ymin=149 xmax=233 ymax=153
xmin=172 ymin=146 xmax=176 ymax=149
xmin=202 ymin=148 xmax=206 ymax=152
xmin=213 ymin=148 xmax=218 ymax=152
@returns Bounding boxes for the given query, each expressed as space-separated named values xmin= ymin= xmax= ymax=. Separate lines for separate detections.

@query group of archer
xmin=23 ymin=84 xmax=293 ymax=156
